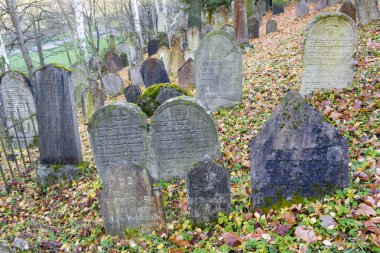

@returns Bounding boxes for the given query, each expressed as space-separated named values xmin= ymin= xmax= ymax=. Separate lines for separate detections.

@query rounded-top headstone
xmin=248 ymin=16 xmax=260 ymax=39
xmin=140 ymin=58 xmax=170 ymax=88
xmin=295 ymin=0 xmax=310 ymax=18
xmin=266 ymin=20 xmax=278 ymax=34
xmin=338 ymin=0 xmax=357 ymax=21
xmin=103 ymin=50 xmax=123 ymax=73
xmin=101 ymin=73 xmax=123 ymax=97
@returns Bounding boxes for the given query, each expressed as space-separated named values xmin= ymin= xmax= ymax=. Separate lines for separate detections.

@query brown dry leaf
xmin=247 ymin=228 xmax=264 ymax=239
xmin=284 ymin=212 xmax=296 ymax=225
xmin=370 ymin=217 xmax=380 ymax=224
xmin=320 ymin=215 xmax=337 ymax=229
xmin=172 ymin=236 xmax=191 ymax=248
xmin=222 ymin=232 xmax=243 ymax=247
xmin=330 ymin=111 xmax=342 ymax=121
xmin=294 ymin=225 xmax=317 ymax=244
xmin=356 ymin=203 xmax=377 ymax=217
xmin=274 ymin=224 xmax=291 ymax=236
xmin=364 ymin=221 xmax=380 ymax=235
xmin=370 ymin=234 xmax=380 ymax=247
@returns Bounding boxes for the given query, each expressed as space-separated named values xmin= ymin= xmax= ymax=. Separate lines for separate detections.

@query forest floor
xmin=1 ymin=2 xmax=379 ymax=253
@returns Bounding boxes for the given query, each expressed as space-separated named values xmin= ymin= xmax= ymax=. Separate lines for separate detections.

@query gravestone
xmin=148 ymin=39 xmax=160 ymax=56
xmin=272 ymin=0 xmax=284 ymax=15
xmin=89 ymin=56 xmax=99 ymax=72
xmin=196 ymin=31 xmax=243 ymax=111
xmin=81 ymin=85 xmax=104 ymax=123
xmin=220 ymin=24 xmax=235 ymax=37
xmin=88 ymin=103 xmax=149 ymax=181
xmin=117 ymin=42 xmax=128 ymax=55
xmin=140 ymin=58 xmax=170 ymax=88
xmin=250 ymin=90 xmax=349 ymax=208
xmin=156 ymin=46 xmax=171 ymax=72
xmin=187 ymin=27 xmax=201 ymax=52
xmin=266 ymin=20 xmax=278 ymax=34
xmin=314 ymin=0 xmax=328 ymax=10
xmin=71 ymin=66 xmax=89 ymax=107
xmin=124 ymin=85 xmax=142 ymax=103
xmin=187 ymin=0 xmax=202 ymax=31
xmin=170 ymin=35 xmax=184 ymax=73
xmin=126 ymin=35 xmax=144 ymax=65
xmin=184 ymin=48 xmax=194 ymax=61
xmin=234 ymin=0 xmax=249 ymax=45
xmin=151 ymin=97 xmax=221 ymax=179
xmin=301 ymin=13 xmax=358 ymax=95
xmin=103 ymin=51 xmax=123 ymax=73
xmin=354 ymin=0 xmax=379 ymax=25
xmin=0 ymin=72 xmax=37 ymax=147
xmin=129 ymin=64 xmax=144 ymax=86
xmin=101 ymin=73 xmax=123 ymax=97
xmin=214 ymin=6 xmax=229 ymax=29
xmin=187 ymin=156 xmax=231 ymax=224
xmin=338 ymin=0 xmax=356 ymax=21
xmin=157 ymin=12 xmax=167 ymax=32
xmin=248 ymin=17 xmax=260 ymax=38
xmin=100 ymin=161 xmax=165 ymax=236
xmin=178 ymin=58 xmax=196 ymax=90
xmin=108 ymin=35 xmax=117 ymax=52
xmin=296 ymin=0 xmax=310 ymax=18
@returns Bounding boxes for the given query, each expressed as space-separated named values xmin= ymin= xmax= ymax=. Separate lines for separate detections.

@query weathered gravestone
xmin=71 ymin=65 xmax=89 ymax=107
xmin=301 ymin=13 xmax=358 ymax=95
xmin=234 ymin=0 xmax=249 ymax=45
xmin=101 ymin=73 xmax=123 ymax=97
xmin=296 ymin=0 xmax=310 ymax=18
xmin=196 ymin=31 xmax=243 ymax=111
xmin=129 ymin=64 xmax=144 ymax=86
xmin=124 ymin=85 xmax=142 ymax=103
xmin=338 ymin=0 xmax=356 ymax=21
xmin=100 ymin=161 xmax=165 ymax=236
xmin=81 ymin=85 xmax=105 ymax=123
xmin=108 ymin=35 xmax=117 ymax=52
xmin=250 ymin=90 xmax=349 ymax=208
xmin=156 ymin=46 xmax=171 ymax=72
xmin=103 ymin=50 xmax=123 ymax=73
xmin=248 ymin=17 xmax=260 ymax=38
xmin=170 ymin=35 xmax=184 ymax=73
xmin=314 ymin=0 xmax=328 ymax=10
xmin=186 ymin=26 xmax=201 ymax=52
xmin=157 ymin=12 xmax=167 ymax=32
xmin=220 ymin=24 xmax=235 ymax=37
xmin=178 ymin=58 xmax=196 ymax=90
xmin=0 ymin=72 xmax=37 ymax=147
xmin=272 ymin=0 xmax=284 ymax=15
xmin=89 ymin=56 xmax=100 ymax=72
xmin=354 ymin=0 xmax=379 ymax=25
xmin=266 ymin=20 xmax=278 ymax=34
xmin=148 ymin=39 xmax=160 ymax=56
xmin=187 ymin=156 xmax=231 ymax=224
xmin=34 ymin=65 xmax=82 ymax=187
xmin=140 ymin=58 xmax=170 ymax=88
xmin=117 ymin=42 xmax=128 ymax=55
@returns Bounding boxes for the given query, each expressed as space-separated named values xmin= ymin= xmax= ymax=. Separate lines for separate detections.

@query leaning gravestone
xmin=354 ymin=0 xmax=379 ymax=25
xmin=101 ymin=73 xmax=123 ymax=97
xmin=187 ymin=156 xmax=231 ymax=224
xmin=170 ymin=35 xmax=184 ymax=73
xmin=140 ymin=58 xmax=170 ymax=88
xmin=178 ymin=58 xmax=196 ymax=90
xmin=101 ymin=161 xmax=165 ymax=236
xmin=103 ymin=51 xmax=123 ymax=73
xmin=296 ymin=0 xmax=310 ymax=18
xmin=272 ymin=0 xmax=284 ymax=14
xmin=338 ymin=0 xmax=356 ymax=21
xmin=124 ymin=85 xmax=142 ymax=103
xmin=156 ymin=46 xmax=171 ymax=72
xmin=314 ymin=0 xmax=328 ymax=10
xmin=301 ymin=13 xmax=358 ymax=95
xmin=0 ymin=72 xmax=37 ymax=147
xmin=81 ymin=85 xmax=104 ymax=123
xmin=148 ymin=39 xmax=160 ymax=56
xmin=266 ymin=20 xmax=278 ymax=34
xmin=129 ymin=64 xmax=144 ymax=86
xmin=34 ymin=65 xmax=82 ymax=187
xmin=250 ymin=90 xmax=349 ymax=208
xmin=196 ymin=31 xmax=243 ymax=111
xmin=248 ymin=17 xmax=260 ymax=39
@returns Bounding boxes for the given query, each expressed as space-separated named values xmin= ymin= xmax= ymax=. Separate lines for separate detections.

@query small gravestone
xmin=148 ymin=39 xmax=160 ymax=56
xmin=103 ymin=50 xmax=123 ymax=73
xmin=272 ymin=0 xmax=284 ymax=14
xmin=124 ymin=85 xmax=142 ymax=103
xmin=266 ymin=20 xmax=278 ymax=34
xmin=155 ymin=87 xmax=183 ymax=104
xmin=34 ymin=65 xmax=82 ymax=187
xmin=248 ymin=17 xmax=260 ymax=38
xmin=81 ymin=85 xmax=105 ymax=123
xmin=187 ymin=156 xmax=231 ymax=224
xmin=220 ymin=24 xmax=235 ymax=37
xmin=296 ymin=0 xmax=310 ymax=18
xmin=250 ymin=90 xmax=349 ymax=208
xmin=184 ymin=48 xmax=194 ymax=61
xmin=71 ymin=66 xmax=89 ymax=107
xmin=170 ymin=35 xmax=184 ymax=73
xmin=156 ymin=46 xmax=171 ymax=72
xmin=314 ymin=0 xmax=328 ymax=10
xmin=234 ymin=0 xmax=249 ymax=45
xmin=89 ymin=56 xmax=99 ymax=72
xmin=354 ymin=0 xmax=379 ymax=25
xmin=101 ymin=161 xmax=165 ymax=236
xmin=339 ymin=0 xmax=356 ymax=21
xmin=196 ymin=31 xmax=242 ymax=111
xmin=301 ymin=13 xmax=358 ymax=95
xmin=186 ymin=26 xmax=201 ymax=52
xmin=140 ymin=58 xmax=170 ymax=88
xmin=129 ymin=64 xmax=144 ymax=86
xmin=178 ymin=58 xmax=196 ymax=90
xmin=101 ymin=73 xmax=123 ymax=97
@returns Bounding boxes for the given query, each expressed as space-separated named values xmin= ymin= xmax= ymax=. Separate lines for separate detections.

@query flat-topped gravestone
xmin=0 ymin=72 xmax=37 ymax=147
xmin=81 ymin=85 xmax=104 ymax=123
xmin=148 ymin=39 xmax=160 ymax=56
xmin=248 ymin=17 xmax=260 ymax=38
xmin=124 ymin=85 xmax=142 ymax=103
xmin=103 ymin=51 xmax=123 ymax=73
xmin=354 ymin=0 xmax=379 ymax=25
xmin=266 ymin=20 xmax=278 ymax=34
xmin=296 ymin=0 xmax=310 ymax=18
xmin=156 ymin=46 xmax=171 ymax=72
xmin=178 ymin=58 xmax=196 ymax=90
xmin=101 ymin=161 xmax=165 ymax=236
xmin=187 ymin=27 xmax=201 ymax=52
xmin=101 ymin=73 xmax=123 ymax=97
xmin=151 ymin=97 xmax=220 ymax=180
xmin=250 ymin=90 xmax=349 ymax=208
xmin=140 ymin=58 xmax=170 ymax=88
xmin=187 ymin=156 xmax=231 ymax=224
xmin=272 ymin=0 xmax=284 ymax=14
xmin=234 ymin=0 xmax=249 ymax=45
xmin=196 ymin=31 xmax=243 ymax=111
xmin=129 ymin=64 xmax=144 ymax=86
xmin=314 ymin=0 xmax=328 ymax=10
xmin=88 ymin=103 xmax=149 ymax=181
xmin=301 ymin=13 xmax=358 ymax=96
xmin=338 ymin=0 xmax=356 ymax=21
xmin=170 ymin=35 xmax=184 ymax=73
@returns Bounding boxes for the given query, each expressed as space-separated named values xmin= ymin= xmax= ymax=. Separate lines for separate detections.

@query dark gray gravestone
xmin=124 ymin=85 xmax=142 ymax=103
xmin=187 ymin=156 xmax=230 ymax=224
xmin=354 ymin=0 xmax=379 ymax=25
xmin=250 ymin=90 xmax=349 ymax=208
xmin=81 ymin=85 xmax=105 ymax=123
xmin=88 ymin=103 xmax=149 ymax=181
xmin=248 ymin=17 xmax=260 ymax=39
xmin=155 ymin=88 xmax=183 ymax=104
xmin=140 ymin=58 xmax=170 ymax=88
xmin=178 ymin=58 xmax=195 ymax=90
xmin=314 ymin=0 xmax=328 ymax=10
xmin=272 ymin=0 xmax=284 ymax=14
xmin=129 ymin=64 xmax=144 ymax=86
xmin=338 ymin=0 xmax=356 ymax=21
xmin=101 ymin=161 xmax=165 ymax=236
xmin=103 ymin=51 xmax=123 ymax=73
xmin=266 ymin=20 xmax=278 ymax=34
xmin=148 ymin=39 xmax=160 ymax=56
xmin=101 ymin=73 xmax=123 ymax=97
xmin=296 ymin=0 xmax=310 ymax=18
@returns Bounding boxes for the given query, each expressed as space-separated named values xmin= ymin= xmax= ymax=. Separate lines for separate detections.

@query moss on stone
xmin=140 ymin=83 xmax=190 ymax=99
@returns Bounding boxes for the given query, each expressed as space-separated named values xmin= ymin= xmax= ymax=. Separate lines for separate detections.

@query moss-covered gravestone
xmin=81 ymin=85 xmax=104 ymax=123
xmin=250 ymin=90 xmax=349 ymax=208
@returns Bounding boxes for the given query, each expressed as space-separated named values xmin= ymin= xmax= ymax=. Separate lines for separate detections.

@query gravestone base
xmin=37 ymin=164 xmax=82 ymax=188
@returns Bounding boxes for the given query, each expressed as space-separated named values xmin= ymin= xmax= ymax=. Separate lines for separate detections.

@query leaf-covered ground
xmin=1 ymin=3 xmax=379 ymax=252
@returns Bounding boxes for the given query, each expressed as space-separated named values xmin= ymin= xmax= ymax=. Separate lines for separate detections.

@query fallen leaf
xmin=364 ymin=221 xmax=380 ymax=235
xmin=356 ymin=203 xmax=377 ymax=217
xmin=320 ymin=215 xmax=337 ymax=229
xmin=284 ymin=212 xmax=296 ymax=225
xmin=222 ymin=232 xmax=243 ymax=247
xmin=295 ymin=225 xmax=317 ymax=244
xmin=274 ymin=224 xmax=291 ymax=236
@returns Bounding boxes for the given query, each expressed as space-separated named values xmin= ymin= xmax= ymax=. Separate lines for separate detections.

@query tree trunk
xmin=131 ymin=0 xmax=144 ymax=47
xmin=33 ymin=19 xmax=45 ymax=67
xmin=0 ymin=33 xmax=10 ymax=71
xmin=73 ymin=0 xmax=88 ymax=65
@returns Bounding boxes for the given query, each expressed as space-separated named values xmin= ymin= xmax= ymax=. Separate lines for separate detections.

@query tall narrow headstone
xmin=81 ymin=85 xmax=105 ymax=123
xmin=103 ymin=51 xmax=123 ymax=73
xmin=187 ymin=156 xmax=231 ymax=224
xmin=338 ymin=0 xmax=356 ymax=21
xmin=170 ymin=35 xmax=184 ymax=73
xmin=186 ymin=27 xmax=201 ymax=52
xmin=301 ymin=13 xmax=358 ymax=95
xmin=129 ymin=64 xmax=144 ymax=86
xmin=140 ymin=58 xmax=170 ymax=88
xmin=354 ymin=0 xmax=379 ymax=25
xmin=156 ymin=46 xmax=171 ymax=72
xmin=196 ymin=31 xmax=243 ymax=111
xmin=126 ymin=35 xmax=144 ymax=66
xmin=272 ymin=0 xmax=284 ymax=15
xmin=71 ymin=66 xmax=89 ymax=107
xmin=188 ymin=0 xmax=202 ymax=31
xmin=248 ymin=17 xmax=260 ymax=38
xmin=234 ymin=0 xmax=250 ymax=45
xmin=101 ymin=73 xmax=124 ymax=97
xmin=250 ymin=90 xmax=349 ymax=208
xmin=178 ymin=58 xmax=196 ymax=90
